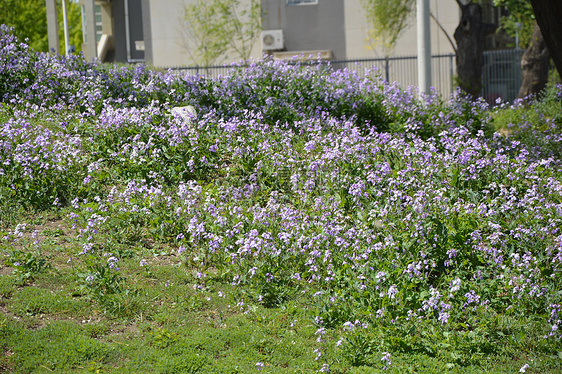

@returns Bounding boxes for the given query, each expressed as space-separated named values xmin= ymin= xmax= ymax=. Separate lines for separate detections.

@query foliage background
xmin=0 ymin=0 xmax=82 ymax=53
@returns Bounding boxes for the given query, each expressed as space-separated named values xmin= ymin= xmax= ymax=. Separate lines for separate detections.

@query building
xmin=75 ymin=0 xmax=463 ymax=66
xmin=79 ymin=0 xmax=147 ymax=64
xmin=263 ymin=0 xmax=461 ymax=60
xmin=78 ymin=0 xmax=259 ymax=66
xmin=65 ymin=1 xmax=520 ymax=100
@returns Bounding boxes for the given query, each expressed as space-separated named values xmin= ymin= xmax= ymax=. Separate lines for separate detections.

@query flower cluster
xmin=2 ymin=26 xmax=562 ymax=368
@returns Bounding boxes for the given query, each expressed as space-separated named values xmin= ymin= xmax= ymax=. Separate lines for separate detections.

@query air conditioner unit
xmin=261 ymin=30 xmax=284 ymax=51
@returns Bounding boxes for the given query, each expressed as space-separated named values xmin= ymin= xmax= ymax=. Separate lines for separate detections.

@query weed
xmin=0 ymin=26 xmax=562 ymax=373
xmin=2 ymin=250 xmax=52 ymax=285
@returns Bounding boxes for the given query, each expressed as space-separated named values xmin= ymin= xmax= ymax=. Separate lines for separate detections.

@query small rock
xmin=170 ymin=105 xmax=196 ymax=121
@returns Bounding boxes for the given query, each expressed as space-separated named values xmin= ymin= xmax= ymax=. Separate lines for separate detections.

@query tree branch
xmin=430 ymin=12 xmax=457 ymax=53
xmin=455 ymin=0 xmax=472 ymax=7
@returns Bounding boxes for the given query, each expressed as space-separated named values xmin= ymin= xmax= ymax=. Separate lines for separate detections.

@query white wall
xmin=345 ymin=0 xmax=460 ymax=58
xmin=148 ymin=0 xmax=262 ymax=67
xmin=147 ymin=0 xmax=188 ymax=66
xmin=147 ymin=0 xmax=460 ymax=68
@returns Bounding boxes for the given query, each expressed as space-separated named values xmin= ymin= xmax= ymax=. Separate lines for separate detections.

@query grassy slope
xmin=0 ymin=38 xmax=561 ymax=371
xmin=1 ymin=105 xmax=562 ymax=372
xmin=1 ymin=209 xmax=560 ymax=373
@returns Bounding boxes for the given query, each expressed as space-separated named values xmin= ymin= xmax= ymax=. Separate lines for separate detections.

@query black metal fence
xmin=168 ymin=54 xmax=457 ymax=98
xmin=166 ymin=50 xmax=545 ymax=104
xmin=481 ymin=49 xmax=524 ymax=104
xmin=325 ymin=54 xmax=456 ymax=98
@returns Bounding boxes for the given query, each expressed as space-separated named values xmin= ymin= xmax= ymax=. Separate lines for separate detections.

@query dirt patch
xmin=0 ymin=349 xmax=15 ymax=373
xmin=0 ymin=266 xmax=13 ymax=276
xmin=498 ymin=128 xmax=512 ymax=137
xmin=2 ymin=218 xmax=76 ymax=251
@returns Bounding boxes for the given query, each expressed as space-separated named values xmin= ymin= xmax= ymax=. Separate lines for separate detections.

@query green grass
xmin=1 ymin=215 xmax=560 ymax=373
xmin=0 ymin=213 xmax=323 ymax=373
xmin=1 ymin=46 xmax=562 ymax=372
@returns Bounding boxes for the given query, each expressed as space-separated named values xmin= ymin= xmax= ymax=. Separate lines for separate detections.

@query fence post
xmin=449 ymin=54 xmax=454 ymax=96
xmin=166 ymin=52 xmax=526 ymax=103
xmin=385 ymin=57 xmax=390 ymax=83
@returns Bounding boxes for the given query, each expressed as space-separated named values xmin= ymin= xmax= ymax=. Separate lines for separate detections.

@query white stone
xmin=170 ymin=105 xmax=197 ymax=121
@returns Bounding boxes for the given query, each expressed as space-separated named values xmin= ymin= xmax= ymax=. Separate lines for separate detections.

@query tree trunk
xmin=453 ymin=2 xmax=497 ymax=98
xmin=530 ymin=0 xmax=562 ymax=79
xmin=518 ymin=22 xmax=550 ymax=99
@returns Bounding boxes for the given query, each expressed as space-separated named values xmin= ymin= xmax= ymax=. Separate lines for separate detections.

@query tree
xmin=530 ymin=0 xmax=562 ymax=79
xmin=0 ymin=0 xmax=82 ymax=53
xmin=453 ymin=0 xmax=497 ymax=97
xmin=493 ymin=0 xmax=548 ymax=99
xmin=493 ymin=0 xmax=534 ymax=48
xmin=0 ymin=0 xmax=49 ymax=52
xmin=516 ymin=22 xmax=550 ymax=98
xmin=360 ymin=0 xmax=415 ymax=54
xmin=226 ymin=0 xmax=261 ymax=62
xmin=181 ymin=0 xmax=261 ymax=67
xmin=181 ymin=1 xmax=231 ymax=66
xmin=360 ymin=0 xmax=497 ymax=96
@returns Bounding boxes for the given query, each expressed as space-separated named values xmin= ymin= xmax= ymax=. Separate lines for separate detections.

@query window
xmin=95 ymin=5 xmax=103 ymax=43
xmin=287 ymin=0 xmax=318 ymax=5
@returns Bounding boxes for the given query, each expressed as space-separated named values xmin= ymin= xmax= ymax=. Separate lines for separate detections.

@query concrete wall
xmin=46 ymin=0 xmax=60 ymax=53
xmin=141 ymin=0 xmax=153 ymax=64
xmin=261 ymin=0 xmax=458 ymax=61
xmin=146 ymin=0 xmax=185 ymax=66
xmin=263 ymin=0 xmax=346 ymax=60
xmin=81 ymin=0 xmax=97 ymax=61
xmin=93 ymin=0 xmax=460 ymax=66
xmin=146 ymin=0 xmax=262 ymax=67
xmin=345 ymin=0 xmax=459 ymax=59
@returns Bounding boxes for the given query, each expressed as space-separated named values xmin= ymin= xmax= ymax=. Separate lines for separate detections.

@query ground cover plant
xmin=1 ymin=24 xmax=562 ymax=372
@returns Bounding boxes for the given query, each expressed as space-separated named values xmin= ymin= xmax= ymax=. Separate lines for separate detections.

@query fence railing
xmin=481 ymin=49 xmax=524 ymax=104
xmin=326 ymin=54 xmax=456 ymax=99
xmin=167 ymin=50 xmax=539 ymax=104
